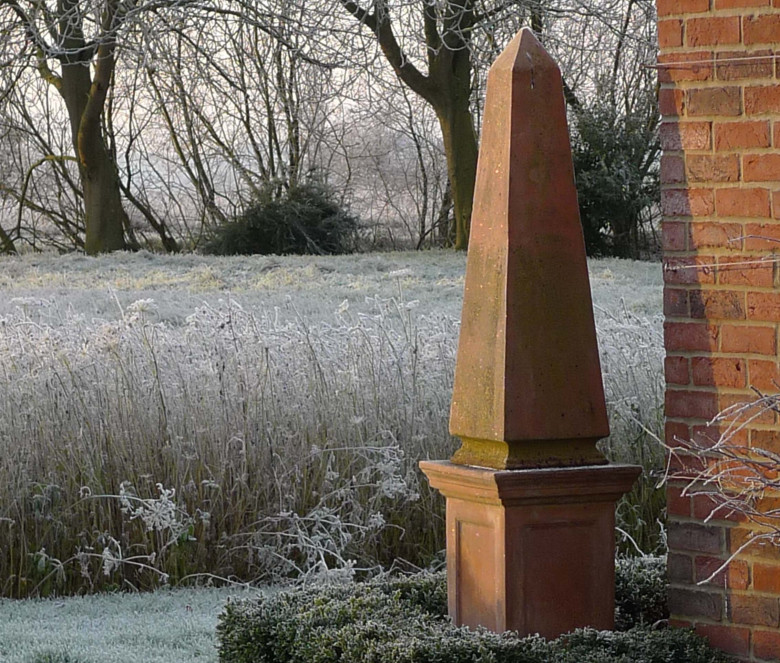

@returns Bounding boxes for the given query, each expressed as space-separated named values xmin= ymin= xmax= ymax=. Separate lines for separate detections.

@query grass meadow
xmin=0 ymin=251 xmax=664 ymax=611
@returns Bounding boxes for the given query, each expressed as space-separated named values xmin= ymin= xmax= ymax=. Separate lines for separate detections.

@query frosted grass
xmin=0 ymin=251 xmax=664 ymax=596
xmin=0 ymin=586 xmax=262 ymax=663
xmin=0 ymin=251 xmax=660 ymax=322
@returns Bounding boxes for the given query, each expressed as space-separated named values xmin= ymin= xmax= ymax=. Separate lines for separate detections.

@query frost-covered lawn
xmin=0 ymin=250 xmax=663 ymax=660
xmin=0 ymin=250 xmax=660 ymax=321
xmin=0 ymin=586 xmax=262 ymax=663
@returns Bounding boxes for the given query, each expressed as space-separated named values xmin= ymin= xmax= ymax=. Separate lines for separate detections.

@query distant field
xmin=0 ymin=250 xmax=661 ymax=322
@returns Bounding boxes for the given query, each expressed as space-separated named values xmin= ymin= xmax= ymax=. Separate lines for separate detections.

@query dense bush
xmin=614 ymin=555 xmax=667 ymax=630
xmin=203 ymin=182 xmax=360 ymax=256
xmin=572 ymin=96 xmax=660 ymax=259
xmin=218 ymin=557 xmax=729 ymax=663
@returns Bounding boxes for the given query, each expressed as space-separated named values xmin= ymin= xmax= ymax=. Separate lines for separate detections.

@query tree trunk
xmin=82 ymin=143 xmax=129 ymax=254
xmin=436 ymin=99 xmax=478 ymax=251
xmin=339 ymin=0 xmax=480 ymax=250
xmin=60 ymin=61 xmax=127 ymax=254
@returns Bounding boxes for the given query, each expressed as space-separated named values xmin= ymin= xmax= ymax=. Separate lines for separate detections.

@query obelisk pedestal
xmin=420 ymin=462 xmax=639 ymax=639
xmin=420 ymin=28 xmax=640 ymax=640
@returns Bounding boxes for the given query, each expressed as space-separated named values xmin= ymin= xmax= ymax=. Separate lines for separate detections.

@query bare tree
xmin=0 ymin=0 xmax=246 ymax=253
xmin=330 ymin=0 xmax=524 ymax=249
xmin=0 ymin=0 xmax=658 ymax=254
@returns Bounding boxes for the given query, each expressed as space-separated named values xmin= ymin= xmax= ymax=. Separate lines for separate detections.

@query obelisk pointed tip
xmin=490 ymin=27 xmax=560 ymax=75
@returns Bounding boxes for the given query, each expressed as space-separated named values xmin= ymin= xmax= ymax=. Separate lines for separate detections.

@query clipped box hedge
xmin=217 ymin=557 xmax=732 ymax=663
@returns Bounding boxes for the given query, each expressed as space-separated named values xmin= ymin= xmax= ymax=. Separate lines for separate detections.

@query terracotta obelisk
xmin=420 ymin=28 xmax=639 ymax=640
xmin=448 ymin=28 xmax=609 ymax=471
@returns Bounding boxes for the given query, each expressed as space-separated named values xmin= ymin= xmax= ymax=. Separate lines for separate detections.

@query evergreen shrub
xmin=571 ymin=97 xmax=659 ymax=259
xmin=217 ymin=557 xmax=731 ymax=663
xmin=204 ymin=182 xmax=359 ymax=256
xmin=614 ymin=555 xmax=668 ymax=631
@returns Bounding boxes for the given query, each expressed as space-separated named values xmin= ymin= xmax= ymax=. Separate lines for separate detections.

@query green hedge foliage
xmin=203 ymin=182 xmax=359 ymax=256
xmin=217 ymin=557 xmax=732 ymax=663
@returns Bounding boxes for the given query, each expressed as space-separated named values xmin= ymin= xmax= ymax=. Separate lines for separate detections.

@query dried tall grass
xmin=0 ymin=255 xmax=664 ymax=597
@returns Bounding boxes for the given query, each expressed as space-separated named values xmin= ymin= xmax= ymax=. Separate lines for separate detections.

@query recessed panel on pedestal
xmin=509 ymin=506 xmax=615 ymax=637
xmin=455 ymin=518 xmax=499 ymax=631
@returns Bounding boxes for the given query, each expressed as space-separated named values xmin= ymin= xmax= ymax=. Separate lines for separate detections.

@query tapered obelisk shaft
xmin=449 ymin=28 xmax=609 ymax=470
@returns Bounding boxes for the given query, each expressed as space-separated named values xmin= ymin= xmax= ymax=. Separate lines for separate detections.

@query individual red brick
xmin=751 ymin=429 xmax=780 ymax=454
xmin=667 ymin=484 xmax=693 ymax=518
xmin=744 ymin=154 xmax=780 ymax=182
xmin=717 ymin=256 xmax=774 ymax=287
xmin=686 ymin=154 xmax=740 ymax=182
xmin=775 ymin=189 xmax=780 ymax=219
xmin=775 ymin=121 xmax=780 ymax=148
xmin=665 ymin=389 xmax=720 ymax=419
xmin=755 ymin=629 xmax=780 ymax=661
xmin=717 ymin=49 xmax=774 ymax=79
xmin=666 ymin=421 xmax=691 ymax=446
xmin=667 ymin=356 xmax=691 ymax=384
xmin=744 ymin=222 xmax=780 ymax=250
xmin=661 ymin=155 xmax=686 ymax=184
xmin=665 ymin=189 xmax=715 ymax=218
xmin=716 ymin=187 xmax=771 ymax=218
xmin=659 ymin=19 xmax=684 ymax=48
xmin=664 ymin=190 xmax=692 ymax=218
xmin=667 ymin=553 xmax=692 ymax=584
xmin=729 ymin=594 xmax=780 ymax=627
xmin=689 ymin=288 xmax=746 ymax=319
xmin=692 ymin=493 xmax=749 ymax=523
xmin=661 ymin=121 xmax=712 ymax=150
xmin=664 ymin=256 xmax=716 ymax=285
xmin=663 ymin=221 xmax=688 ymax=251
xmin=744 ymin=14 xmax=780 ymax=45
xmin=757 ymin=495 xmax=780 ymax=514
xmin=695 ymin=623 xmax=750 ymax=657
xmin=659 ymin=87 xmax=686 ymax=116
xmin=719 ymin=392 xmax=776 ymax=424
xmin=721 ymin=324 xmax=776 ymax=355
xmin=665 ymin=287 xmax=690 ymax=316
xmin=748 ymin=359 xmax=780 ymax=390
xmin=730 ymin=527 xmax=780 ymax=558
xmin=690 ymin=219 xmax=742 ymax=248
xmin=668 ymin=419 xmax=692 ymax=440
xmin=694 ymin=421 xmax=750 ymax=444
xmin=658 ymin=52 xmax=714 ymax=83
xmin=687 ymin=87 xmax=742 ymax=116
xmin=692 ymin=356 xmax=746 ymax=387
xmin=748 ymin=292 xmax=780 ymax=321
xmin=658 ymin=0 xmax=710 ymax=14
xmin=746 ymin=85 xmax=780 ymax=114
xmin=694 ymin=556 xmax=750 ymax=589
xmin=668 ymin=449 xmax=708 ymax=473
xmin=691 ymin=424 xmax=728 ymax=448
xmin=668 ymin=587 xmax=723 ymax=620
xmin=754 ymin=562 xmax=780 ymax=593
xmin=715 ymin=120 xmax=771 ymax=150
xmin=716 ymin=0 xmax=770 ymax=6
xmin=686 ymin=16 xmax=741 ymax=46
xmin=664 ymin=321 xmax=720 ymax=352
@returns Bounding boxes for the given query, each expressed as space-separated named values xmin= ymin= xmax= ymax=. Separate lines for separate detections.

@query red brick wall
xmin=660 ymin=1 xmax=780 ymax=660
